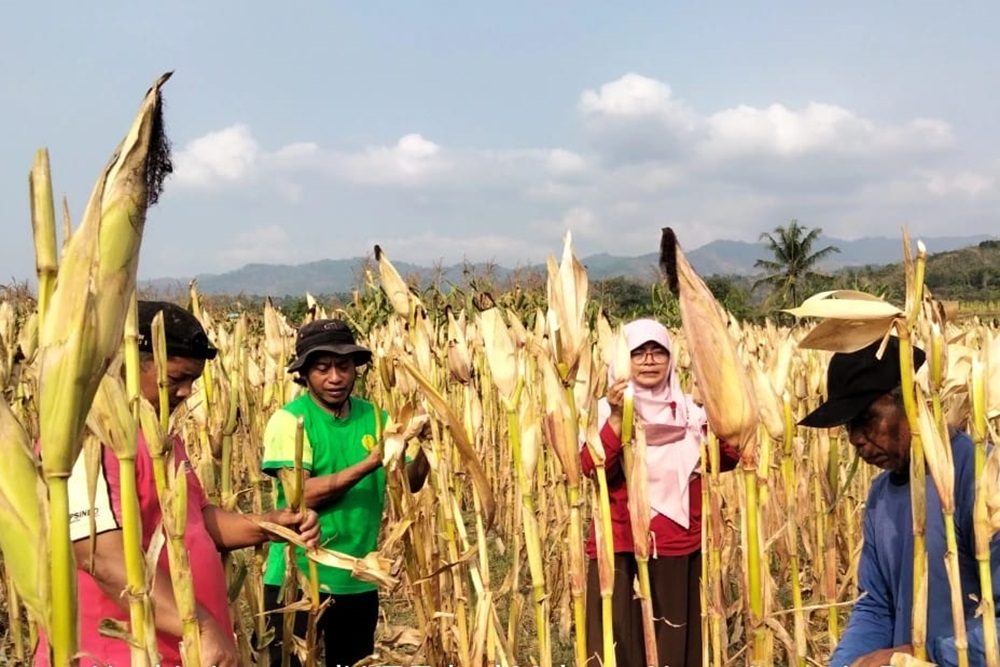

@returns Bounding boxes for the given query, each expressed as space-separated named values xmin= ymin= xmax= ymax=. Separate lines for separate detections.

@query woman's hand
xmin=606 ymin=378 xmax=629 ymax=416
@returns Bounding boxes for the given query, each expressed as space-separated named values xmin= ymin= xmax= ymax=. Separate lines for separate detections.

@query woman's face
xmin=630 ymin=340 xmax=670 ymax=389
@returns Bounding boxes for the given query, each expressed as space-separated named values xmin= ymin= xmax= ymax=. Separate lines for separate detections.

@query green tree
xmin=753 ymin=220 xmax=840 ymax=308
xmin=706 ymin=275 xmax=754 ymax=321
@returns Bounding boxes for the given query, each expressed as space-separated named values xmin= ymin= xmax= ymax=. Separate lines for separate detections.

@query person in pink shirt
xmin=35 ymin=301 xmax=320 ymax=667
xmin=580 ymin=318 xmax=740 ymax=667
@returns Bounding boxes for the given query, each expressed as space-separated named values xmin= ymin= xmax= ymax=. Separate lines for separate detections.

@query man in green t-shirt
xmin=261 ymin=318 xmax=430 ymax=666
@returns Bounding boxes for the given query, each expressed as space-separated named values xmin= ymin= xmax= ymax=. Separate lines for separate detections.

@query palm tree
xmin=753 ymin=220 xmax=840 ymax=308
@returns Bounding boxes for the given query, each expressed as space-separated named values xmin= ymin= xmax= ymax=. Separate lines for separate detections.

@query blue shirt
xmin=829 ymin=431 xmax=1000 ymax=667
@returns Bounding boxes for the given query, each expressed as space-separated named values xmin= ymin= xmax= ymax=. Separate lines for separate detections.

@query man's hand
xmin=365 ymin=444 xmax=384 ymax=471
xmin=262 ymin=507 xmax=321 ymax=550
xmin=849 ymin=645 xmax=913 ymax=667
xmin=198 ymin=613 xmax=240 ymax=667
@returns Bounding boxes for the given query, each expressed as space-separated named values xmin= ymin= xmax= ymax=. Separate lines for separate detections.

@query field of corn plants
xmin=3 ymin=74 xmax=1000 ymax=667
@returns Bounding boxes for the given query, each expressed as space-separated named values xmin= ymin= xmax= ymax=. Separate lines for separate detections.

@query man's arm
xmin=201 ymin=505 xmax=320 ymax=552
xmin=74 ymin=530 xmax=232 ymax=645
xmin=829 ymin=506 xmax=895 ymax=666
xmin=262 ymin=408 xmax=383 ymax=509
xmin=301 ymin=446 xmax=382 ymax=509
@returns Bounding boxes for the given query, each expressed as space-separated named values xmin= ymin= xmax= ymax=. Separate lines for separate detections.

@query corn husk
xmin=375 ymin=245 xmax=420 ymax=319
xmin=447 ymin=309 xmax=473 ymax=384
xmin=0 ymin=399 xmax=49 ymax=626
xmin=545 ymin=232 xmax=588 ymax=380
xmin=659 ymin=228 xmax=758 ymax=453
xmin=38 ymin=72 xmax=173 ymax=476
xmin=479 ymin=308 xmax=520 ymax=405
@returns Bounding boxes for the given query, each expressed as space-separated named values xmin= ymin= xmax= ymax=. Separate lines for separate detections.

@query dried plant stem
xmin=781 ymin=397 xmax=807 ymax=667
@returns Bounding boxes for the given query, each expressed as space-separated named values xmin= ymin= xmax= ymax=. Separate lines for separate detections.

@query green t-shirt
xmin=261 ymin=393 xmax=387 ymax=594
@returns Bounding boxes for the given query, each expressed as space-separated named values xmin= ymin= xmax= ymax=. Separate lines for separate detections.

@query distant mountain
xmin=143 ymin=233 xmax=995 ymax=298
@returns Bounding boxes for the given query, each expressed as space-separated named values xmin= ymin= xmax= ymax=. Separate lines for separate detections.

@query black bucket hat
xmin=137 ymin=301 xmax=217 ymax=360
xmin=287 ymin=319 xmax=372 ymax=373
xmin=799 ymin=336 xmax=926 ymax=428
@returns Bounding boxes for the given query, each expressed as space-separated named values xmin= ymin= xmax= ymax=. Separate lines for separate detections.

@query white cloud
xmin=174 ymin=130 xmax=454 ymax=193
xmin=172 ymin=124 xmax=260 ymax=189
xmin=163 ymin=73 xmax=994 ymax=275
xmin=577 ymin=73 xmax=953 ymax=169
xmin=546 ymin=148 xmax=590 ymax=176
xmin=561 ymin=206 xmax=598 ymax=237
xmin=702 ymin=103 xmax=953 ymax=160
xmin=579 ymin=73 xmax=698 ymax=130
xmin=216 ymin=225 xmax=295 ymax=268
xmin=330 ymin=133 xmax=452 ymax=187
xmin=922 ymin=170 xmax=995 ymax=197
xmin=578 ymin=73 xmax=701 ymax=163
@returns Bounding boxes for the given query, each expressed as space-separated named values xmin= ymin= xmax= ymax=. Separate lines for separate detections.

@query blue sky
xmin=2 ymin=2 xmax=998 ymax=281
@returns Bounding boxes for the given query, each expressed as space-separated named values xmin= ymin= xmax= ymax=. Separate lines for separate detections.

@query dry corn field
xmin=3 ymin=74 xmax=1000 ymax=667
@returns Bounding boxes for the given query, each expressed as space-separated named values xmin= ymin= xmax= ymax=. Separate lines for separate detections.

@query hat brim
xmin=798 ymin=391 xmax=884 ymax=428
xmin=287 ymin=344 xmax=372 ymax=373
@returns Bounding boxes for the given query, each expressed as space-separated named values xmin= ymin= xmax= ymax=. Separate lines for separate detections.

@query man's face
xmin=846 ymin=393 xmax=911 ymax=472
xmin=304 ymin=353 xmax=357 ymax=409
xmin=139 ymin=356 xmax=206 ymax=415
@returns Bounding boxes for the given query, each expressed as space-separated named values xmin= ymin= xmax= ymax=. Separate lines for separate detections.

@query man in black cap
xmin=800 ymin=337 xmax=1000 ymax=667
xmin=260 ymin=318 xmax=430 ymax=666
xmin=50 ymin=300 xmax=321 ymax=667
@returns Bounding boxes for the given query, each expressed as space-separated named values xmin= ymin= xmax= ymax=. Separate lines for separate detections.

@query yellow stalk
xmin=781 ymin=393 xmax=807 ymax=667
xmin=584 ymin=416 xmax=617 ymax=667
xmin=221 ymin=317 xmax=244 ymax=510
xmin=88 ymin=363 xmax=157 ymax=666
xmin=537 ymin=354 xmax=587 ymax=667
xmin=743 ymin=462 xmax=768 ymax=663
xmin=513 ymin=397 xmax=551 ymax=667
xmin=970 ymin=358 xmax=999 ymax=667
xmin=915 ymin=385 xmax=968 ymax=667
xmin=892 ymin=235 xmax=930 ymax=659
xmin=435 ymin=441 xmax=472 ymax=667
xmin=816 ymin=427 xmax=840 ymax=645
xmin=164 ymin=462 xmax=203 ymax=666
xmin=705 ymin=430 xmax=728 ymax=666
xmin=628 ymin=422 xmax=657 ymax=667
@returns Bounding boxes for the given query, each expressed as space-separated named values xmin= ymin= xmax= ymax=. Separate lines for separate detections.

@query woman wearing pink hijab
xmin=580 ymin=318 xmax=740 ymax=667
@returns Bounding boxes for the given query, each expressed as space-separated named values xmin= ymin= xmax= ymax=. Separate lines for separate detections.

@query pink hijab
xmin=598 ymin=319 xmax=705 ymax=529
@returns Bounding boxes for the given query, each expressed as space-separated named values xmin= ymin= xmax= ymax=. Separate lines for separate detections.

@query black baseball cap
xmin=286 ymin=319 xmax=372 ymax=373
xmin=137 ymin=301 xmax=217 ymax=360
xmin=799 ymin=336 xmax=926 ymax=428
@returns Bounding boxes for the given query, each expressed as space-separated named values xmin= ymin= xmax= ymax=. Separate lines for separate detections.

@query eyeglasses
xmin=630 ymin=347 xmax=669 ymax=363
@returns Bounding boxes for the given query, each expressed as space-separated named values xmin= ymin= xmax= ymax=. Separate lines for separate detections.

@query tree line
xmin=114 ymin=220 xmax=1000 ymax=328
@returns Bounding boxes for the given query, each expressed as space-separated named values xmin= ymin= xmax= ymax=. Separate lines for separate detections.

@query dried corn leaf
xmin=796 ymin=317 xmax=898 ymax=353
xmin=784 ymin=290 xmax=903 ymax=321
